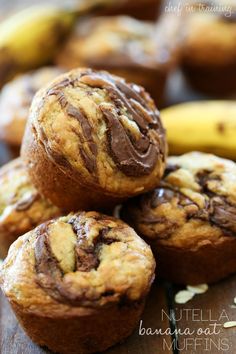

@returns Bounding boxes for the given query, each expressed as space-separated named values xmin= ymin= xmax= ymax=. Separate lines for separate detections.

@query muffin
xmin=122 ymin=152 xmax=236 ymax=285
xmin=0 ymin=211 xmax=155 ymax=354
xmin=56 ymin=16 xmax=179 ymax=106
xmin=0 ymin=158 xmax=60 ymax=258
xmin=97 ymin=0 xmax=162 ymax=21
xmin=0 ymin=67 xmax=63 ymax=147
xmin=181 ymin=1 xmax=236 ymax=95
xmin=21 ymin=68 xmax=167 ymax=212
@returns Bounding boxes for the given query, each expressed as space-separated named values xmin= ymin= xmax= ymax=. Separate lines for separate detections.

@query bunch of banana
xmin=161 ymin=100 xmax=236 ymax=160
xmin=0 ymin=1 xmax=113 ymax=88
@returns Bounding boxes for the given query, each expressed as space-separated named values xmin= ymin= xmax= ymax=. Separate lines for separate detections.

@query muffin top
xmin=0 ymin=67 xmax=63 ymax=146
xmin=0 ymin=158 xmax=60 ymax=238
xmin=122 ymin=152 xmax=236 ymax=249
xmin=56 ymin=16 xmax=177 ymax=71
xmin=0 ymin=211 xmax=155 ymax=315
xmin=182 ymin=1 xmax=236 ymax=65
xmin=28 ymin=68 xmax=166 ymax=195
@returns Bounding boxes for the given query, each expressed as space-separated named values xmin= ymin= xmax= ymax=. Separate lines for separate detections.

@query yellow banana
xmin=0 ymin=1 xmax=112 ymax=87
xmin=0 ymin=5 xmax=77 ymax=86
xmin=161 ymin=100 xmax=236 ymax=160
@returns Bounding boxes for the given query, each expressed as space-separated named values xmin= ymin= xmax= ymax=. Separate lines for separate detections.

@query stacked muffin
xmin=1 ymin=2 xmax=236 ymax=352
xmin=1 ymin=67 xmax=236 ymax=354
xmin=0 ymin=68 xmax=165 ymax=354
xmin=122 ymin=152 xmax=236 ymax=285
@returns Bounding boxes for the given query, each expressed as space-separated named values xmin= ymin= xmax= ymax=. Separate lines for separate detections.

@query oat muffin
xmin=97 ymin=0 xmax=162 ymax=21
xmin=122 ymin=152 xmax=236 ymax=284
xmin=21 ymin=68 xmax=167 ymax=212
xmin=0 ymin=67 xmax=63 ymax=146
xmin=56 ymin=16 xmax=179 ymax=106
xmin=181 ymin=1 xmax=236 ymax=95
xmin=0 ymin=211 xmax=155 ymax=354
xmin=0 ymin=158 xmax=61 ymax=258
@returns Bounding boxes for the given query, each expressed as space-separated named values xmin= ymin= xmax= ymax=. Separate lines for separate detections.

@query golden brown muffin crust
xmin=123 ymin=152 xmax=236 ymax=249
xmin=0 ymin=158 xmax=61 ymax=258
xmin=0 ymin=67 xmax=64 ymax=146
xmin=35 ymin=68 xmax=166 ymax=182
xmin=0 ymin=211 xmax=155 ymax=316
xmin=21 ymin=68 xmax=167 ymax=211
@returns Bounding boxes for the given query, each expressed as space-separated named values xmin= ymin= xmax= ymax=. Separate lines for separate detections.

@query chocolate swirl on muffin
xmin=34 ymin=212 xmax=155 ymax=308
xmin=122 ymin=152 xmax=236 ymax=284
xmin=47 ymin=69 xmax=164 ymax=177
xmin=21 ymin=68 xmax=166 ymax=211
xmin=124 ymin=152 xmax=236 ymax=237
xmin=45 ymin=78 xmax=97 ymax=174
xmin=0 ymin=158 xmax=61 ymax=258
xmin=135 ymin=187 xmax=199 ymax=232
xmin=0 ymin=211 xmax=155 ymax=354
xmin=137 ymin=186 xmax=236 ymax=238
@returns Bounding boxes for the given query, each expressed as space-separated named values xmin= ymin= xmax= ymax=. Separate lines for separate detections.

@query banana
xmin=0 ymin=5 xmax=77 ymax=86
xmin=161 ymin=101 xmax=236 ymax=160
xmin=0 ymin=1 xmax=112 ymax=87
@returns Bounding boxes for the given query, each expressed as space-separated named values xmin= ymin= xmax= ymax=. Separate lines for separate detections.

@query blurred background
xmin=0 ymin=0 xmax=236 ymax=164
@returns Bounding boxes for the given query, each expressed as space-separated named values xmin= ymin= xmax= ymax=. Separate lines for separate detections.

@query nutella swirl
xmin=81 ymin=72 xmax=165 ymax=176
xmin=130 ymin=161 xmax=236 ymax=238
xmin=35 ymin=213 xmax=130 ymax=307
xmin=48 ymin=82 xmax=97 ymax=174
xmin=47 ymin=69 xmax=165 ymax=177
xmin=129 ymin=187 xmax=199 ymax=239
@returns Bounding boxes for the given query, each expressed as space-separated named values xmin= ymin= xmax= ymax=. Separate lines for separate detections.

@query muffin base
xmin=21 ymin=123 xmax=130 ymax=212
xmin=181 ymin=62 xmax=236 ymax=96
xmin=10 ymin=300 xmax=145 ymax=354
xmin=0 ymin=231 xmax=21 ymax=259
xmin=149 ymin=236 xmax=236 ymax=285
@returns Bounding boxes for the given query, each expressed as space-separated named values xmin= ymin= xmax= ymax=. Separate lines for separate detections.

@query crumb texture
xmin=0 ymin=211 xmax=155 ymax=315
xmin=0 ymin=158 xmax=60 ymax=257
xmin=28 ymin=68 xmax=166 ymax=194
xmin=123 ymin=152 xmax=236 ymax=248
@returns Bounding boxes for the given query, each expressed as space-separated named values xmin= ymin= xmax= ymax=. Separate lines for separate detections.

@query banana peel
xmin=161 ymin=101 xmax=236 ymax=160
